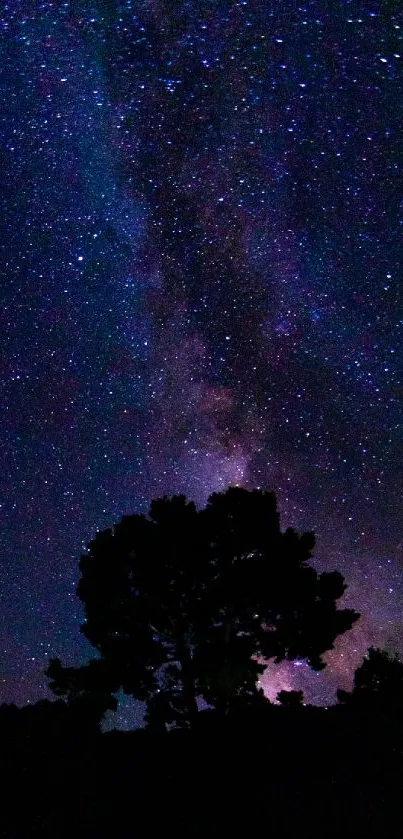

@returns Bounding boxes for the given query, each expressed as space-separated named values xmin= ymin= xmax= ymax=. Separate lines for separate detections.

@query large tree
xmin=47 ymin=488 xmax=359 ymax=728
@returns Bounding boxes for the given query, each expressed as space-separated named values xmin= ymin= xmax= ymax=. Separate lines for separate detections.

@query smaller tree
xmin=276 ymin=689 xmax=304 ymax=708
xmin=46 ymin=658 xmax=119 ymax=731
xmin=337 ymin=647 xmax=403 ymax=713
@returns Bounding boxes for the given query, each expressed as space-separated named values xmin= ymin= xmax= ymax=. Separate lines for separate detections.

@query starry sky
xmin=0 ymin=0 xmax=402 ymax=725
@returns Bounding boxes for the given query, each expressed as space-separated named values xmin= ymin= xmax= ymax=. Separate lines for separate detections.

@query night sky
xmin=0 ymin=0 xmax=402 ymax=726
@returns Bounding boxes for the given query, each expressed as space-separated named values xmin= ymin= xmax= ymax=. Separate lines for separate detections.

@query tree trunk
xmin=179 ymin=644 xmax=199 ymax=728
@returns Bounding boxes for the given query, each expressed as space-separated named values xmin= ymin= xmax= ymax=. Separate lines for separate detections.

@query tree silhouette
xmin=47 ymin=488 xmax=359 ymax=729
xmin=277 ymin=689 xmax=304 ymax=707
xmin=337 ymin=646 xmax=403 ymax=713
xmin=46 ymin=657 xmax=119 ymax=730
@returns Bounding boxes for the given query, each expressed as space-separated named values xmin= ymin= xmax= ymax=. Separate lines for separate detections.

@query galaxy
xmin=0 ymin=1 xmax=402 ymax=724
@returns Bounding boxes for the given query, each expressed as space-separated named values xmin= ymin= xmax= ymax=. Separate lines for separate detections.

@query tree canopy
xmin=47 ymin=487 xmax=359 ymax=729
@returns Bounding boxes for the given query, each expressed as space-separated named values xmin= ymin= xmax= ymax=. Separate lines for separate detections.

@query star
xmin=0 ymin=1 xmax=401 ymax=726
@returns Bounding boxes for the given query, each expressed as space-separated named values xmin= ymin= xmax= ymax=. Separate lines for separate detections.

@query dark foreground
xmin=1 ymin=702 xmax=402 ymax=837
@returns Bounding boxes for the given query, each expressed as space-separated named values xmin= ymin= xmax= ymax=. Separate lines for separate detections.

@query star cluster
xmin=0 ymin=1 xmax=402 ymax=721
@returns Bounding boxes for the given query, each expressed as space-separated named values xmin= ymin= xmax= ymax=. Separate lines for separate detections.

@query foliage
xmin=47 ymin=487 xmax=359 ymax=729
xmin=46 ymin=657 xmax=119 ymax=725
xmin=337 ymin=646 xmax=403 ymax=712
xmin=276 ymin=689 xmax=304 ymax=707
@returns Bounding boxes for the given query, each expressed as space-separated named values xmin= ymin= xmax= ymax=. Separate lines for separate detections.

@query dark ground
xmin=1 ymin=703 xmax=402 ymax=837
